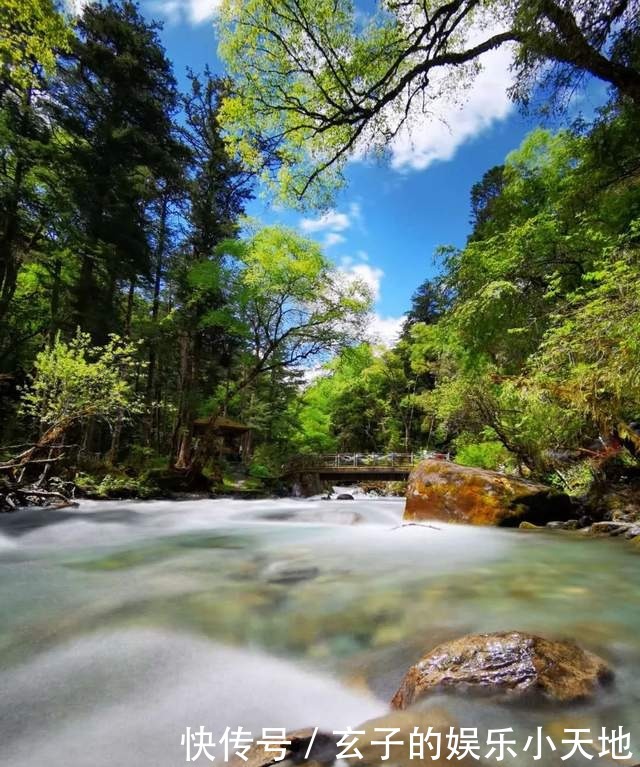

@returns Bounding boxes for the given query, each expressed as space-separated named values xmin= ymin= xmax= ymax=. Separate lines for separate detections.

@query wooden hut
xmin=192 ymin=416 xmax=252 ymax=464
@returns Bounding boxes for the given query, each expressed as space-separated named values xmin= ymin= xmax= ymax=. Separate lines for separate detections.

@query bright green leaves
xmin=0 ymin=0 xmax=71 ymax=93
xmin=20 ymin=331 xmax=143 ymax=431
xmin=218 ymin=0 xmax=361 ymax=205
xmin=401 ymin=108 xmax=640 ymax=474
xmin=531 ymin=233 xmax=640 ymax=441
xmin=230 ymin=225 xmax=371 ymax=361
xmin=217 ymin=0 xmax=490 ymax=205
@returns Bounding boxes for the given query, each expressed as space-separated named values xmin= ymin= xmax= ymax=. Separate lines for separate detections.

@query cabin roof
xmin=193 ymin=416 xmax=251 ymax=432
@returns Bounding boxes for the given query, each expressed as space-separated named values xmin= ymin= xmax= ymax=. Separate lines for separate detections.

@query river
xmin=0 ymin=493 xmax=638 ymax=765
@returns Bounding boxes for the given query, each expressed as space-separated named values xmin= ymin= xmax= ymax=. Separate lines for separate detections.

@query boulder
xmin=263 ymin=562 xmax=320 ymax=585
xmin=546 ymin=519 xmax=580 ymax=530
xmin=404 ymin=460 xmax=574 ymax=526
xmin=336 ymin=493 xmax=355 ymax=501
xmin=587 ymin=520 xmax=634 ymax=537
xmin=391 ymin=631 xmax=612 ymax=709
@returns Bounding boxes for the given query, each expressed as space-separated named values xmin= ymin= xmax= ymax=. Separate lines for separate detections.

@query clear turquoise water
xmin=0 ymin=496 xmax=638 ymax=766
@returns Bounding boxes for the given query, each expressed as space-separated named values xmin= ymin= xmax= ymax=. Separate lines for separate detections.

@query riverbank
xmin=4 ymin=450 xmax=640 ymax=565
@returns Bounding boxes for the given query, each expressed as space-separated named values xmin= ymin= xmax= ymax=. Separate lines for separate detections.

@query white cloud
xmin=68 ymin=0 xmax=220 ymax=24
xmin=324 ymin=232 xmax=346 ymax=248
xmin=66 ymin=0 xmax=88 ymax=12
xmin=300 ymin=202 xmax=365 ymax=252
xmin=389 ymin=44 xmax=514 ymax=171
xmin=302 ymin=364 xmax=327 ymax=385
xmin=335 ymin=253 xmax=401 ymax=348
xmin=338 ymin=256 xmax=383 ymax=302
xmin=148 ymin=0 xmax=220 ymax=25
xmin=300 ymin=209 xmax=351 ymax=234
xmin=367 ymin=314 xmax=404 ymax=347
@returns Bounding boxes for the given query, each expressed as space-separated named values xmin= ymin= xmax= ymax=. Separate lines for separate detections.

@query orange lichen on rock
xmin=404 ymin=460 xmax=574 ymax=526
xmin=391 ymin=631 xmax=613 ymax=710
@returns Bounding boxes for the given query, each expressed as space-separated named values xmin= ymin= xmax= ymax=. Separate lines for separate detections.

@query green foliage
xmin=51 ymin=0 xmax=185 ymax=339
xmin=0 ymin=0 xmax=71 ymax=92
xmin=218 ymin=0 xmax=640 ymax=204
xmin=403 ymin=104 xmax=640 ymax=476
xmin=454 ymin=438 xmax=513 ymax=472
xmin=248 ymin=444 xmax=283 ymax=479
xmin=2 ymin=0 xmax=640 ymax=495
xmin=229 ymin=225 xmax=371 ymax=374
xmin=20 ymin=331 xmax=142 ymax=431
xmin=531 ymin=231 xmax=640 ymax=444
xmin=75 ymin=470 xmax=157 ymax=500
xmin=548 ymin=461 xmax=596 ymax=496
xmin=292 ymin=342 xmax=427 ymax=454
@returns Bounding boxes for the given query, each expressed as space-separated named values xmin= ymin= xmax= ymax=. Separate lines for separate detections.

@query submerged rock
xmin=263 ymin=562 xmax=320 ymax=585
xmin=404 ymin=460 xmax=574 ymax=526
xmin=391 ymin=631 xmax=612 ymax=709
xmin=587 ymin=520 xmax=634 ymax=537
xmin=519 ymin=521 xmax=542 ymax=530
xmin=546 ymin=519 xmax=581 ymax=530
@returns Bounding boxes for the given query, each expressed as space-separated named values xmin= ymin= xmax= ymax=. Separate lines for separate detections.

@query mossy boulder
xmin=391 ymin=631 xmax=612 ymax=709
xmin=404 ymin=460 xmax=574 ymax=526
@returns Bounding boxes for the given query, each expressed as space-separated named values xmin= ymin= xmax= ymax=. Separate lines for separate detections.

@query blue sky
xmin=83 ymin=0 xmax=607 ymax=344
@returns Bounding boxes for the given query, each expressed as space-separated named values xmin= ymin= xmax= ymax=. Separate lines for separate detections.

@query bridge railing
xmin=284 ymin=451 xmax=446 ymax=473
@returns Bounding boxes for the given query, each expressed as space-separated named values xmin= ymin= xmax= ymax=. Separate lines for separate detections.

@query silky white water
xmin=0 ymin=496 xmax=638 ymax=765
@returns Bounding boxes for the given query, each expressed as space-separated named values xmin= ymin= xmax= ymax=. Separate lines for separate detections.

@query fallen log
xmin=14 ymin=488 xmax=77 ymax=505
xmin=1 ymin=482 xmax=77 ymax=512
xmin=0 ymin=431 xmax=79 ymax=512
xmin=0 ymin=455 xmax=66 ymax=471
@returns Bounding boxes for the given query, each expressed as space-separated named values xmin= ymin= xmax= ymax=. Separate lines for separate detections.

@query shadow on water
xmin=0 ymin=505 xmax=145 ymax=537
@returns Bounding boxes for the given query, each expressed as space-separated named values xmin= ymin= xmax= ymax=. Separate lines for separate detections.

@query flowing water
xmin=0 ymin=493 xmax=638 ymax=766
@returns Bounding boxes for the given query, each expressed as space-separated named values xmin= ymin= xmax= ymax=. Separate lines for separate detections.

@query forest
xmin=1 ymin=0 xmax=639 ymax=504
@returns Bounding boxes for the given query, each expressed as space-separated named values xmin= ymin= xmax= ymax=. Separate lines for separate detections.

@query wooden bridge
xmin=282 ymin=452 xmax=445 ymax=481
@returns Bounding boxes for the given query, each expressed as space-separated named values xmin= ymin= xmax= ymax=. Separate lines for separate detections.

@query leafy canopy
xmin=0 ymin=0 xmax=71 ymax=93
xmin=218 ymin=0 xmax=640 ymax=204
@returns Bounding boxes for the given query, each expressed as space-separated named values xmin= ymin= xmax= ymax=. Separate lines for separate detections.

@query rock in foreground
xmin=404 ymin=460 xmax=574 ymax=526
xmin=391 ymin=631 xmax=612 ymax=709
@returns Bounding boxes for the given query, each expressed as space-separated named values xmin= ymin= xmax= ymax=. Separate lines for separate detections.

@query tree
xmin=0 ymin=0 xmax=70 ymax=341
xmin=170 ymin=71 xmax=253 ymax=468
xmin=18 ymin=330 xmax=142 ymax=463
xmin=218 ymin=0 xmax=640 ymax=202
xmin=402 ymin=276 xmax=451 ymax=337
xmin=50 ymin=0 xmax=184 ymax=340
xmin=177 ymin=226 xmax=371 ymax=469
xmin=469 ymin=165 xmax=505 ymax=236
xmin=530 ymin=228 xmax=640 ymax=457
xmin=403 ymin=103 xmax=640 ymax=474
xmin=0 ymin=0 xmax=70 ymax=95
xmin=232 ymin=227 xmax=371 ymax=386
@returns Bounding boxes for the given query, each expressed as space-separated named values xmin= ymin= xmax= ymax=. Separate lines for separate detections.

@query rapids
xmin=0 ymin=493 xmax=638 ymax=765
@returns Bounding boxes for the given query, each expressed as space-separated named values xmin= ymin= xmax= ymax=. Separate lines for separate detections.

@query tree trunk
xmin=172 ymin=330 xmax=195 ymax=469
xmin=0 ymin=156 xmax=25 ymax=327
xmin=124 ymin=278 xmax=135 ymax=337
xmin=48 ymin=259 xmax=62 ymax=346
xmin=145 ymin=197 xmax=168 ymax=446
